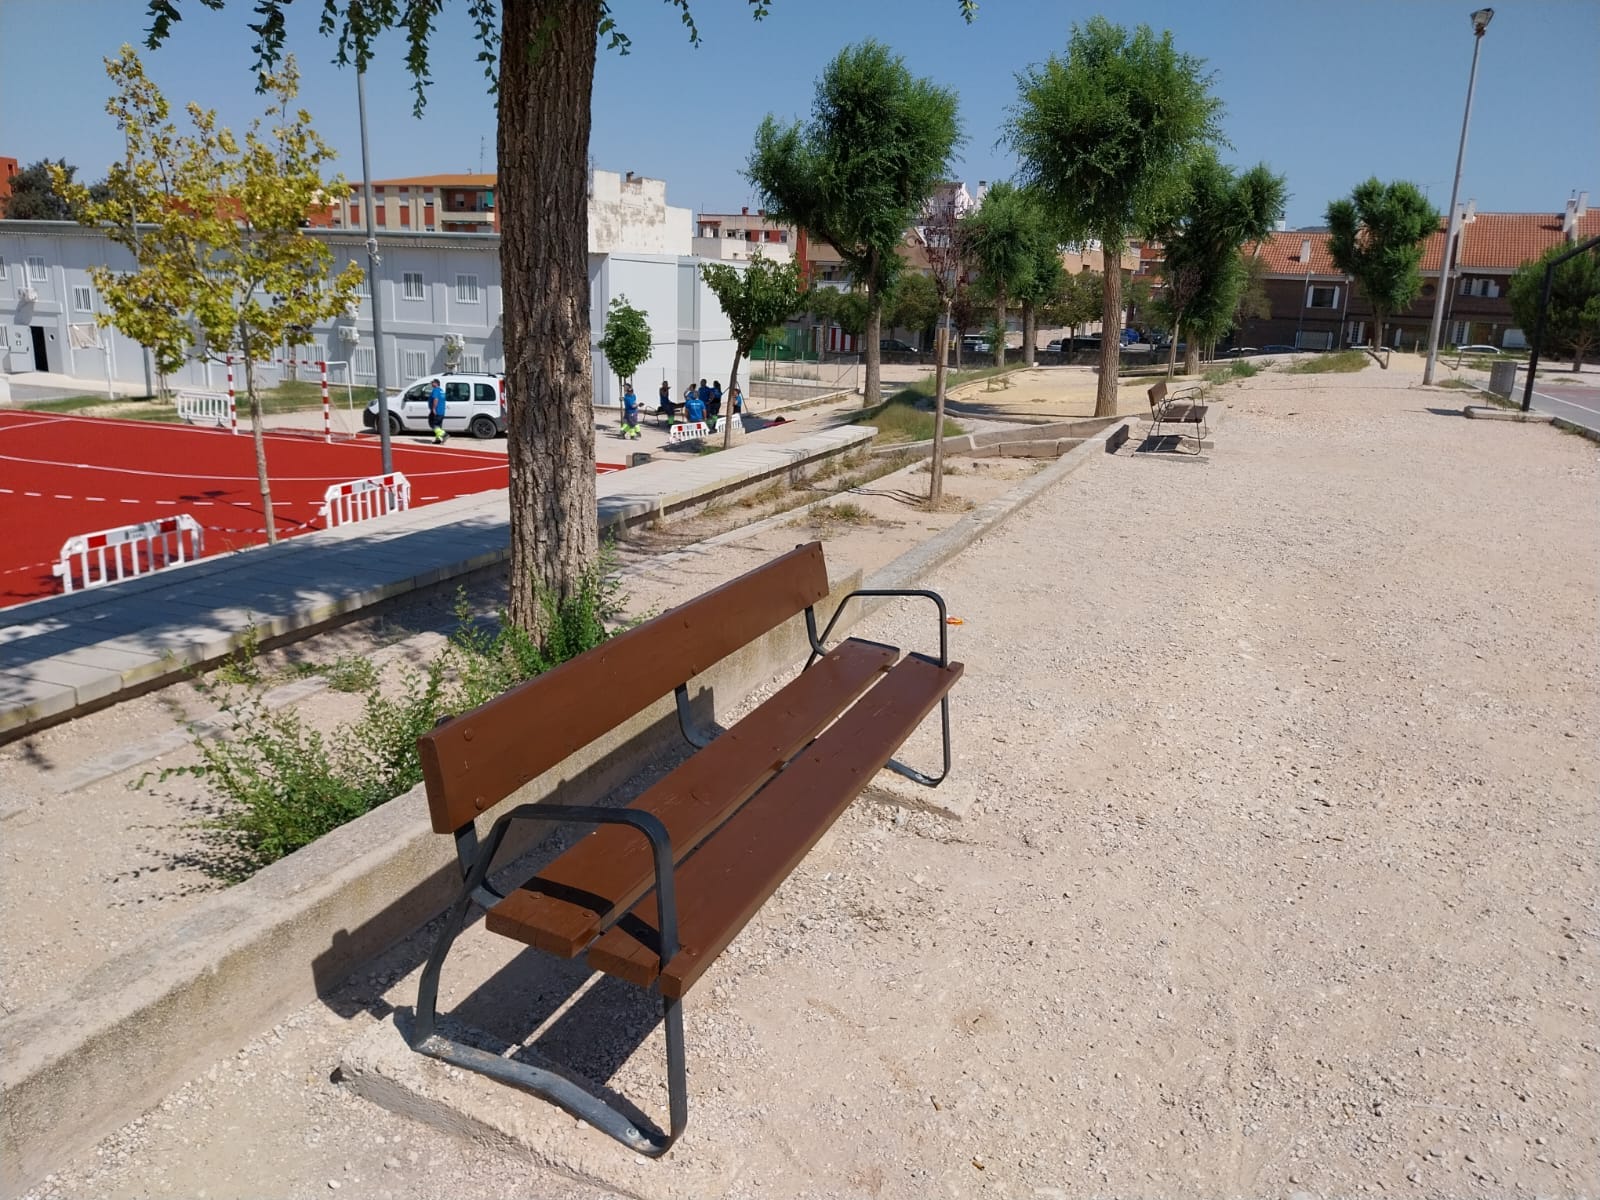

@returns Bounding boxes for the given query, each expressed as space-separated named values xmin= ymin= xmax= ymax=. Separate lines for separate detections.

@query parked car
xmin=1045 ymin=338 xmax=1065 ymax=353
xmin=364 ymin=372 xmax=507 ymax=439
xmin=1259 ymin=345 xmax=1297 ymax=354
xmin=960 ymin=335 xmax=992 ymax=356
xmin=1455 ymin=344 xmax=1502 ymax=356
xmin=879 ymin=337 xmax=918 ymax=354
xmin=1222 ymin=346 xmax=1260 ymax=358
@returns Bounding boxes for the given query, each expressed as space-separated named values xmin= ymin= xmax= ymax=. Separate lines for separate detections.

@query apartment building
xmin=693 ymin=207 xmax=795 ymax=264
xmin=1237 ymin=193 xmax=1597 ymax=351
xmin=330 ymin=173 xmax=499 ymax=234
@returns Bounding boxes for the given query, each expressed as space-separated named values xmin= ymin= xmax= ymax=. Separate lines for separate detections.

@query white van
xmin=364 ymin=373 xmax=507 ymax=439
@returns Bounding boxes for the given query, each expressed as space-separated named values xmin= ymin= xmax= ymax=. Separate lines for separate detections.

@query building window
xmin=402 ymin=349 xmax=427 ymax=379
xmin=1307 ymin=285 xmax=1339 ymax=309
xmin=353 ymin=272 xmax=370 ymax=297
xmin=455 ymin=274 xmax=480 ymax=303
xmin=72 ymin=285 xmax=95 ymax=311
xmin=27 ymin=256 xmax=47 ymax=282
xmin=402 ymin=272 xmax=425 ymax=301
xmin=0 ymin=259 xmax=7 ymax=284
xmin=459 ymin=352 xmax=483 ymax=374
xmin=352 ymin=345 xmax=376 ymax=378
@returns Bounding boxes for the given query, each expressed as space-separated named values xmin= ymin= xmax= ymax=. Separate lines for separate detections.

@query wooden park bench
xmin=1146 ymin=379 xmax=1209 ymax=452
xmin=410 ymin=542 xmax=962 ymax=1156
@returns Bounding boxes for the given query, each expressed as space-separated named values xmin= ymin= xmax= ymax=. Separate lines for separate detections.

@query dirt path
xmin=18 ymin=360 xmax=1599 ymax=1199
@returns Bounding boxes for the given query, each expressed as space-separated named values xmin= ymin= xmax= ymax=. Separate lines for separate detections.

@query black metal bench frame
xmin=409 ymin=580 xmax=954 ymax=1157
xmin=1147 ymin=379 xmax=1209 ymax=452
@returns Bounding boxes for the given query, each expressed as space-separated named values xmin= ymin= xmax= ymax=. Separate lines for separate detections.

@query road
xmin=1525 ymin=377 xmax=1600 ymax=434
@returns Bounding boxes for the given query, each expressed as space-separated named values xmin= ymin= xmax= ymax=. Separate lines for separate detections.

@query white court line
xmin=1534 ymin=390 xmax=1600 ymax=419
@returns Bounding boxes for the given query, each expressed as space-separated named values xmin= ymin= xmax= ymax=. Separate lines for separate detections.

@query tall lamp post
xmin=1423 ymin=7 xmax=1493 ymax=385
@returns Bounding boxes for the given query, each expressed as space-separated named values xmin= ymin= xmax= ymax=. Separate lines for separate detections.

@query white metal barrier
xmin=668 ymin=413 xmax=742 ymax=444
xmin=175 ymin=390 xmax=233 ymax=428
xmin=319 ymin=473 xmax=411 ymax=528
xmin=53 ymin=514 xmax=205 ymax=593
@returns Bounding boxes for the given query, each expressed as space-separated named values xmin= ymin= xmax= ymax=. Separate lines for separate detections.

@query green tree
xmin=700 ymin=253 xmax=805 ymax=447
xmin=888 ymin=271 xmax=940 ymax=347
xmin=1156 ymin=151 xmax=1286 ymax=373
xmin=53 ymin=47 xmax=361 ymax=545
xmin=1325 ymin=177 xmax=1438 ymax=358
xmin=4 ymin=160 xmax=73 ymax=220
xmin=1508 ymin=243 xmax=1600 ymax=370
xmin=748 ymin=39 xmax=961 ymax=407
xmin=144 ymin=1 xmax=976 ymax=635
xmin=1043 ymin=269 xmax=1103 ymax=346
xmin=1016 ymin=228 xmax=1063 ymax=366
xmin=963 ymin=182 xmax=1043 ymax=369
xmin=1006 ymin=17 xmax=1222 ymax=416
xmin=596 ymin=295 xmax=652 ymax=396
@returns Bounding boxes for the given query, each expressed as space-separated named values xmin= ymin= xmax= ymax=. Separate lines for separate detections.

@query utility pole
xmin=1423 ymin=8 xmax=1494 ymax=385
xmin=357 ymin=66 xmax=393 ymax=473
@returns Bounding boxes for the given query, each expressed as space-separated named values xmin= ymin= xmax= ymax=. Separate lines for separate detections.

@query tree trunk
xmin=500 ymin=0 xmax=601 ymax=634
xmin=930 ymin=314 xmax=950 ymax=507
xmin=722 ymin=349 xmax=744 ymax=449
xmin=1166 ymin=307 xmax=1184 ymax=378
xmin=1022 ymin=300 xmax=1036 ymax=367
xmin=863 ymin=254 xmax=882 ymax=407
xmin=240 ymin=336 xmax=278 ymax=546
xmin=1183 ymin=340 xmax=1199 ymax=376
xmin=1096 ymin=245 xmax=1122 ymax=417
xmin=993 ymin=289 xmax=1006 ymax=370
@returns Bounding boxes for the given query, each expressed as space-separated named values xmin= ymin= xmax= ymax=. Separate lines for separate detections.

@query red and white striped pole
xmin=319 ymin=359 xmax=331 ymax=441
xmin=227 ymin=356 xmax=238 ymax=435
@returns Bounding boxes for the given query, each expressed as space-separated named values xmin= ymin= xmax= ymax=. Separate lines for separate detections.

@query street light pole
xmin=356 ymin=66 xmax=393 ymax=473
xmin=1423 ymin=7 xmax=1493 ymax=385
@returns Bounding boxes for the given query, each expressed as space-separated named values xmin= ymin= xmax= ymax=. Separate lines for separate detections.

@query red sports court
xmin=0 ymin=412 xmax=607 ymax=610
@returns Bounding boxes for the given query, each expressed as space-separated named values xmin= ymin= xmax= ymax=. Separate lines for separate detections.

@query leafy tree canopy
xmin=1509 ymin=242 xmax=1600 ymax=369
xmin=597 ymin=295 xmax=653 ymax=386
xmin=1326 ymin=177 xmax=1438 ymax=346
xmin=3 ymin=159 xmax=109 ymax=220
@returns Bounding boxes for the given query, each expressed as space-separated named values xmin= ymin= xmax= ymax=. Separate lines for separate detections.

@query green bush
xmin=162 ymin=550 xmax=626 ymax=879
xmin=1286 ymin=350 xmax=1369 ymax=374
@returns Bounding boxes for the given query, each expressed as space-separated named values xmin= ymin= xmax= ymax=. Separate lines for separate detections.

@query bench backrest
xmin=417 ymin=541 xmax=832 ymax=833
xmin=1147 ymin=380 xmax=1167 ymax=411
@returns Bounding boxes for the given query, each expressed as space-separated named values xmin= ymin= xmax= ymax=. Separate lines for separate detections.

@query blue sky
xmin=2 ymin=0 xmax=1595 ymax=229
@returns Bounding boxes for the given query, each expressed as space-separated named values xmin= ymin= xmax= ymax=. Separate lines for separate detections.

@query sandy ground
xmin=15 ymin=358 xmax=1600 ymax=1199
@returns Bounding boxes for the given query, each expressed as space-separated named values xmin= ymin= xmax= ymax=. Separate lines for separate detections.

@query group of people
xmin=619 ymin=378 xmax=746 ymax=438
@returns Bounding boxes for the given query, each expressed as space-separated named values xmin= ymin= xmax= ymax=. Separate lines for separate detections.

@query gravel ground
xmin=18 ymin=360 xmax=1599 ymax=1199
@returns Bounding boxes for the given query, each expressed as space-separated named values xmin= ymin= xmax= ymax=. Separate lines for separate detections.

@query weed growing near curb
xmin=1286 ymin=350 xmax=1368 ymax=374
xmin=158 ymin=550 xmax=627 ymax=880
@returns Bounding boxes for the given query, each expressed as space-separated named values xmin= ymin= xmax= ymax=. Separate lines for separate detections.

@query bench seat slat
xmin=485 ymin=638 xmax=899 ymax=957
xmin=584 ymin=653 xmax=963 ymax=999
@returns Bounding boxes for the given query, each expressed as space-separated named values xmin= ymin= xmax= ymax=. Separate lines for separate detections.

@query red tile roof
xmin=368 ymin=174 xmax=496 ymax=189
xmin=1247 ymin=208 xmax=1600 ymax=279
xmin=1424 ymin=209 xmax=1600 ymax=271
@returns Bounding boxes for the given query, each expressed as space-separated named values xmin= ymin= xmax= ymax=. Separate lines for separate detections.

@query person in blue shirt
xmin=657 ymin=380 xmax=678 ymax=422
xmin=697 ymin=379 xmax=711 ymax=412
xmin=620 ymin=383 xmax=641 ymax=439
xmin=709 ymin=380 xmax=723 ymax=423
xmin=428 ymin=379 xmax=447 ymax=443
xmin=685 ymin=387 xmax=706 ymax=424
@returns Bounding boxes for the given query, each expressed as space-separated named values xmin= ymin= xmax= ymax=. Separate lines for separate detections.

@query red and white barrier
xmin=319 ymin=473 xmax=411 ymax=528
xmin=668 ymin=413 xmax=743 ymax=444
xmin=53 ymin=514 xmax=204 ymax=593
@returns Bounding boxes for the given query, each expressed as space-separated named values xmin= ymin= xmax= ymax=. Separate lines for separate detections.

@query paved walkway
xmin=0 ymin=425 xmax=871 ymax=738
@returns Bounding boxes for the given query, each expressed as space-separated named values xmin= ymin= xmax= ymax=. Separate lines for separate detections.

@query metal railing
xmin=54 ymin=514 xmax=205 ymax=593
xmin=319 ymin=472 xmax=411 ymax=528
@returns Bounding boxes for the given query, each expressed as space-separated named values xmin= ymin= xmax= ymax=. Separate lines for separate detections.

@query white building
xmin=0 ymin=169 xmax=735 ymax=409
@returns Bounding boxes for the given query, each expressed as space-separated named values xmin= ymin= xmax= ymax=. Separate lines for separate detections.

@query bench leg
xmin=410 ymin=804 xmax=689 ymax=1156
xmin=884 ymin=691 xmax=953 ymax=787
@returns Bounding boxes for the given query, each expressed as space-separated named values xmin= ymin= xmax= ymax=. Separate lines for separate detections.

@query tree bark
xmin=993 ymin=290 xmax=1006 ymax=370
xmin=1022 ymin=300 xmax=1036 ymax=367
xmin=240 ymin=333 xmax=277 ymax=545
xmin=863 ymin=253 xmax=882 ymax=407
xmin=1183 ymin=340 xmax=1199 ymax=376
xmin=1096 ymin=244 xmax=1122 ymax=417
xmin=722 ymin=349 xmax=744 ymax=449
xmin=500 ymin=0 xmax=601 ymax=634
xmin=930 ymin=316 xmax=949 ymax=507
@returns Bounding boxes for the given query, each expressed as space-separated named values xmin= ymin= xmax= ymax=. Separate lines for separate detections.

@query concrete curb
xmin=1463 ymin=404 xmax=1555 ymax=423
xmin=0 ymin=416 xmax=1136 ymax=1193
xmin=1552 ymin=416 xmax=1600 ymax=444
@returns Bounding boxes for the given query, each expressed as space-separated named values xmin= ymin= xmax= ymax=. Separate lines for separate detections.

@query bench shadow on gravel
xmin=313 ymin=701 xmax=716 ymax=1099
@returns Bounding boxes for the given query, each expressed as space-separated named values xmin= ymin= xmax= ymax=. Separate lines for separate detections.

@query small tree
xmin=1156 ymin=151 xmax=1286 ymax=374
xmin=963 ymin=182 xmax=1043 ymax=369
xmin=1007 ymin=18 xmax=1222 ymax=416
xmin=748 ymin=40 xmax=961 ymax=408
xmin=921 ymin=187 xmax=970 ymax=505
xmin=1325 ymin=178 xmax=1438 ymax=358
xmin=596 ymin=295 xmax=652 ymax=399
xmin=53 ymin=47 xmax=361 ymax=544
xmin=1045 ymin=269 xmax=1103 ymax=348
xmin=700 ymin=254 xmax=805 ymax=447
xmin=1017 ymin=229 xmax=1064 ymax=367
xmin=888 ymin=271 xmax=940 ymax=348
xmin=3 ymin=159 xmax=109 ymax=220
xmin=1508 ymin=243 xmax=1600 ymax=370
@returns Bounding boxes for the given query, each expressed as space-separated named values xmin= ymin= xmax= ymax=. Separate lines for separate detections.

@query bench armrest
xmin=460 ymin=804 xmax=679 ymax=967
xmin=806 ymin=587 xmax=950 ymax=670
